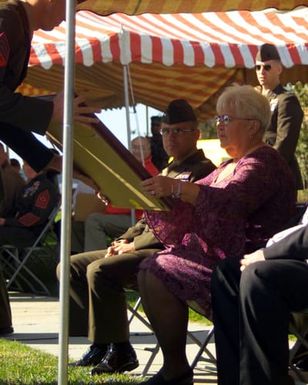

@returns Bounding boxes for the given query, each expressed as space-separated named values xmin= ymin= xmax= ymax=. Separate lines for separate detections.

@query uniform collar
xmin=167 ymin=149 xmax=205 ymax=170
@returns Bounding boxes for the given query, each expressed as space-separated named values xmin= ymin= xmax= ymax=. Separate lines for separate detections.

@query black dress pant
xmin=211 ymin=258 xmax=308 ymax=385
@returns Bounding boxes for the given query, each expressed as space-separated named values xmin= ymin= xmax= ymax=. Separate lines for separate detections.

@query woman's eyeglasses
xmin=160 ymin=127 xmax=195 ymax=135
xmin=255 ymin=64 xmax=272 ymax=72
xmin=215 ymin=115 xmax=256 ymax=125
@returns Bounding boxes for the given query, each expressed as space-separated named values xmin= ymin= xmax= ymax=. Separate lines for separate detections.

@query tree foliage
xmin=292 ymin=82 xmax=308 ymax=189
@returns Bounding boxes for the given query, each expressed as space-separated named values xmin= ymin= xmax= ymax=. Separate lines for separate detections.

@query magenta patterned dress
xmin=140 ymin=146 xmax=296 ymax=319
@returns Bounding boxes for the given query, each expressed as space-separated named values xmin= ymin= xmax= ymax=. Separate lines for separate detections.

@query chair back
xmin=0 ymin=200 xmax=61 ymax=295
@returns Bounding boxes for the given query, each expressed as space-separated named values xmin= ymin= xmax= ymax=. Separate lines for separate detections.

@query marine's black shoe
xmin=70 ymin=344 xmax=107 ymax=367
xmin=91 ymin=343 xmax=139 ymax=375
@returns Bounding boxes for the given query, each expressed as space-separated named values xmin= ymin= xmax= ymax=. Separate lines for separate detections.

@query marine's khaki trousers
xmin=57 ymin=248 xmax=160 ymax=343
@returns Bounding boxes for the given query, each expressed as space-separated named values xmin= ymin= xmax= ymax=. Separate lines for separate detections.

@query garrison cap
xmin=162 ymin=99 xmax=197 ymax=124
xmin=256 ymin=44 xmax=280 ymax=62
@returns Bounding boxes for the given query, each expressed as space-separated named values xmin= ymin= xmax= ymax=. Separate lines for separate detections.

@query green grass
xmin=0 ymin=339 xmax=142 ymax=385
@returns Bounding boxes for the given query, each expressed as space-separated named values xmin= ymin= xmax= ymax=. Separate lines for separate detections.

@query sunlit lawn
xmin=0 ymin=339 xmax=142 ymax=385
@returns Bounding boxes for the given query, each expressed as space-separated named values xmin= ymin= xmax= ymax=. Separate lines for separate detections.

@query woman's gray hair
xmin=216 ymin=84 xmax=271 ymax=132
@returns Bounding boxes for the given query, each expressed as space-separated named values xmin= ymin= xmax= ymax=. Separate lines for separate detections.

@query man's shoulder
xmin=276 ymin=88 xmax=303 ymax=113
xmin=269 ymin=84 xmax=302 ymax=112
xmin=165 ymin=150 xmax=216 ymax=181
xmin=27 ymin=174 xmax=56 ymax=191
xmin=188 ymin=158 xmax=216 ymax=181
xmin=185 ymin=149 xmax=216 ymax=177
xmin=275 ymin=85 xmax=299 ymax=101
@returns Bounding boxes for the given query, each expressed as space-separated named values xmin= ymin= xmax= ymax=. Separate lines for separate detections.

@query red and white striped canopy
xmin=30 ymin=8 xmax=307 ymax=69
xmin=21 ymin=7 xmax=308 ymax=119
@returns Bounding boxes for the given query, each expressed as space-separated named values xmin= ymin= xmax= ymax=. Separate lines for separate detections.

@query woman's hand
xmin=141 ymin=176 xmax=175 ymax=198
xmin=142 ymin=176 xmax=201 ymax=204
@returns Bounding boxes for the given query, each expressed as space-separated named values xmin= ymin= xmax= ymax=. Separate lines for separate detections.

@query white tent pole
xmin=146 ymin=105 xmax=149 ymax=136
xmin=123 ymin=64 xmax=135 ymax=225
xmin=120 ymin=27 xmax=131 ymax=150
xmin=123 ymin=65 xmax=131 ymax=150
xmin=57 ymin=0 xmax=75 ymax=383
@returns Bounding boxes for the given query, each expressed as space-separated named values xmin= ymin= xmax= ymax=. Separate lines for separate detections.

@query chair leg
xmin=127 ymin=295 xmax=160 ymax=376
xmin=128 ymin=302 xmax=154 ymax=330
xmin=289 ymin=317 xmax=308 ymax=382
xmin=142 ymin=343 xmax=160 ymax=376
xmin=1 ymin=247 xmax=50 ymax=295
xmin=190 ymin=326 xmax=216 ymax=370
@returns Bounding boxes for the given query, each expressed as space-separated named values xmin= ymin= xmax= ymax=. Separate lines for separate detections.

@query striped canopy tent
xmin=7 ymin=2 xmax=307 ymax=385
xmin=18 ymin=7 xmax=308 ymax=120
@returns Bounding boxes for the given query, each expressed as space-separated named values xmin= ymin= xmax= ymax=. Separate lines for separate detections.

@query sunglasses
xmin=215 ymin=115 xmax=256 ymax=125
xmin=255 ymin=64 xmax=272 ymax=71
xmin=160 ymin=127 xmax=195 ymax=135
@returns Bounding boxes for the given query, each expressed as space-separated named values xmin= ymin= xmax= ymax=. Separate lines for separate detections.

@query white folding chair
xmin=127 ymin=293 xmax=216 ymax=376
xmin=0 ymin=203 xmax=60 ymax=296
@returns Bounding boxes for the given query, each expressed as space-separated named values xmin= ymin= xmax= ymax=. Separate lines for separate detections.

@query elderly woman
xmin=138 ymin=85 xmax=296 ymax=385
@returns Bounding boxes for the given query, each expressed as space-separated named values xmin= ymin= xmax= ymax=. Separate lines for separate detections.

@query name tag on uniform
xmin=176 ymin=172 xmax=192 ymax=182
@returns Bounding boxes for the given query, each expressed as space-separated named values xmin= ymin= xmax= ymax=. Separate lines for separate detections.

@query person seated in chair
xmin=0 ymin=144 xmax=25 ymax=217
xmin=57 ymin=99 xmax=217 ymax=375
xmin=211 ymin=220 xmax=308 ymax=385
xmin=0 ymin=160 xmax=59 ymax=246
xmin=0 ymin=144 xmax=25 ymax=336
xmin=262 ymin=204 xmax=308 ymax=379
xmin=136 ymin=85 xmax=296 ymax=385
xmin=0 ymin=160 xmax=59 ymax=335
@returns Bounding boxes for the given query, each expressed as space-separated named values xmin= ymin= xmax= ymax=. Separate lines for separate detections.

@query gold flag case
xmin=47 ymin=114 xmax=172 ymax=211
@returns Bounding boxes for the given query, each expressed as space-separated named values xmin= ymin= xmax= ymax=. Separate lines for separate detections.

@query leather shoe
xmin=69 ymin=344 xmax=107 ymax=366
xmin=0 ymin=326 xmax=14 ymax=336
xmin=139 ymin=369 xmax=194 ymax=385
xmin=91 ymin=343 xmax=139 ymax=375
